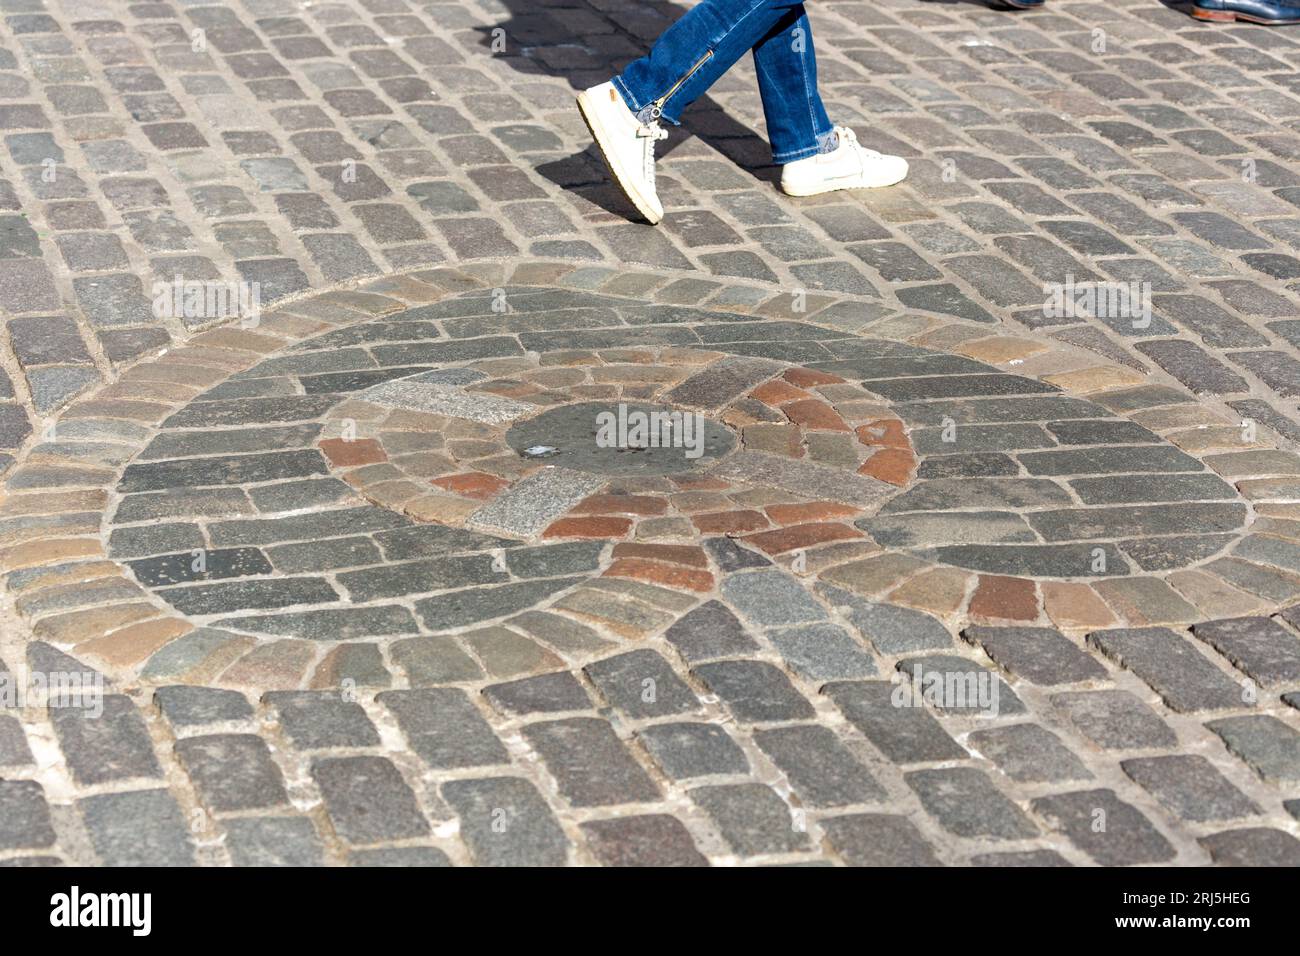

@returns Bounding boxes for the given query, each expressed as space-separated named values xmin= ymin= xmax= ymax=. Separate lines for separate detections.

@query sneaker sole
xmin=780 ymin=166 xmax=909 ymax=197
xmin=576 ymin=91 xmax=664 ymax=225
xmin=1191 ymin=4 xmax=1300 ymax=20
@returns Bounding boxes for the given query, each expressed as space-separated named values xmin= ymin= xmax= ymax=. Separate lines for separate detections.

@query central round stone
xmin=505 ymin=401 xmax=736 ymax=476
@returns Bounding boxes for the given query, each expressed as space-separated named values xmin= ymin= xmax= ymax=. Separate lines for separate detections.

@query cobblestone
xmin=4 ymin=0 xmax=1300 ymax=867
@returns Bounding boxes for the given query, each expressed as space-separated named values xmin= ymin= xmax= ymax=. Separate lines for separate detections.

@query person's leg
xmin=613 ymin=0 xmax=805 ymax=127
xmin=750 ymin=6 xmax=833 ymax=163
xmin=576 ymin=0 xmax=906 ymax=223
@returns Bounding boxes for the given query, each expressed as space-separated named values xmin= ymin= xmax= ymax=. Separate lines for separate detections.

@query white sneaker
xmin=780 ymin=126 xmax=908 ymax=196
xmin=577 ymin=81 xmax=668 ymax=225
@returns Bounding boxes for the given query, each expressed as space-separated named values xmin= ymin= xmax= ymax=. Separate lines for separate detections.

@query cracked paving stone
xmin=720 ymin=569 xmax=827 ymax=628
xmin=817 ymin=584 xmax=954 ymax=653
xmin=766 ymin=622 xmax=877 ymax=681
xmin=522 ymin=717 xmax=660 ymax=807
xmin=390 ymin=636 xmax=483 ymax=685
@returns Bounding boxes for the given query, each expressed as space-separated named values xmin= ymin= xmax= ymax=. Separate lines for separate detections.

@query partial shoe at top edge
xmin=1192 ymin=0 xmax=1300 ymax=22
xmin=780 ymin=126 xmax=909 ymax=197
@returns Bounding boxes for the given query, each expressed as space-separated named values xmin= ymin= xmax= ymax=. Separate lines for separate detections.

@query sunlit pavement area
xmin=2 ymin=0 xmax=1300 ymax=865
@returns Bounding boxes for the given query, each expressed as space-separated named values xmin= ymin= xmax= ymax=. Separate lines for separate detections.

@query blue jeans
xmin=613 ymin=0 xmax=834 ymax=163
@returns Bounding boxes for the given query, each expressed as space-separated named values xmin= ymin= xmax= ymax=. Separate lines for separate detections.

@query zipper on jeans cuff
xmin=649 ymin=50 xmax=713 ymax=119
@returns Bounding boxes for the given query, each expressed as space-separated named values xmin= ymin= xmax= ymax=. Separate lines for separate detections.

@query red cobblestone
xmin=782 ymin=399 xmax=850 ymax=432
xmin=743 ymin=522 xmax=861 ymax=555
xmin=969 ymin=575 xmax=1039 ymax=622
xmin=571 ymin=494 xmax=669 ymax=516
xmin=855 ymin=419 xmax=910 ymax=450
xmin=319 ymin=438 xmax=387 ymax=467
xmin=750 ymin=378 xmax=811 ymax=406
xmin=429 ymin=471 xmax=511 ymax=500
xmin=765 ymin=501 xmax=859 ymax=525
xmin=857 ymin=448 xmax=916 ymax=486
xmin=542 ymin=515 xmax=634 ymax=538
xmin=604 ymin=558 xmax=715 ymax=593
xmin=784 ymin=368 xmax=844 ymax=388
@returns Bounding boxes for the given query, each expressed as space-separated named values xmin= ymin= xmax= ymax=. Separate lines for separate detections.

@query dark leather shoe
xmin=1192 ymin=0 xmax=1300 ymax=21
xmin=996 ymin=0 xmax=1046 ymax=7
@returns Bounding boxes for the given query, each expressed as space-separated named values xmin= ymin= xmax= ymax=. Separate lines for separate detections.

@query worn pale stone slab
xmin=467 ymin=468 xmax=605 ymax=538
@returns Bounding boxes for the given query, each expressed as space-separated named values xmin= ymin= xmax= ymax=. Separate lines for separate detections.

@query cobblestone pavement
xmin=4 ymin=0 xmax=1300 ymax=866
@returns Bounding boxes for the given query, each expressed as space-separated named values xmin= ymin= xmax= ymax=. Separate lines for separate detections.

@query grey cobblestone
xmin=1088 ymin=627 xmax=1247 ymax=713
xmin=1031 ymin=789 xmax=1175 ymax=866
xmin=379 ymin=688 xmax=508 ymax=769
xmin=3 ymin=0 xmax=1300 ymax=869
xmin=690 ymin=783 xmax=809 ymax=857
xmin=0 ymin=781 xmax=55 ymax=850
xmin=523 ymin=717 xmax=659 ymax=807
xmin=906 ymin=767 xmax=1038 ymax=840
xmin=52 ymin=695 xmax=161 ymax=785
xmin=1207 ymin=715 xmax=1300 ymax=783
xmin=1121 ymin=754 xmax=1261 ymax=823
xmin=78 ymin=790 xmax=195 ymax=866
xmin=175 ymin=734 xmax=289 ymax=813
xmin=820 ymin=813 xmax=940 ymax=867
xmin=312 ymin=755 xmax=430 ymax=845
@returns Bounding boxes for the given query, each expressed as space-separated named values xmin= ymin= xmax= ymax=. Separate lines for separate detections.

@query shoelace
xmin=834 ymin=125 xmax=883 ymax=162
xmin=637 ymin=121 xmax=668 ymax=189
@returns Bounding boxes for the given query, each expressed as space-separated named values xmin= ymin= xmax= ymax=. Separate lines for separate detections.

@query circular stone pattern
xmin=87 ymin=283 xmax=1261 ymax=689
xmin=505 ymin=402 xmax=736 ymax=476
